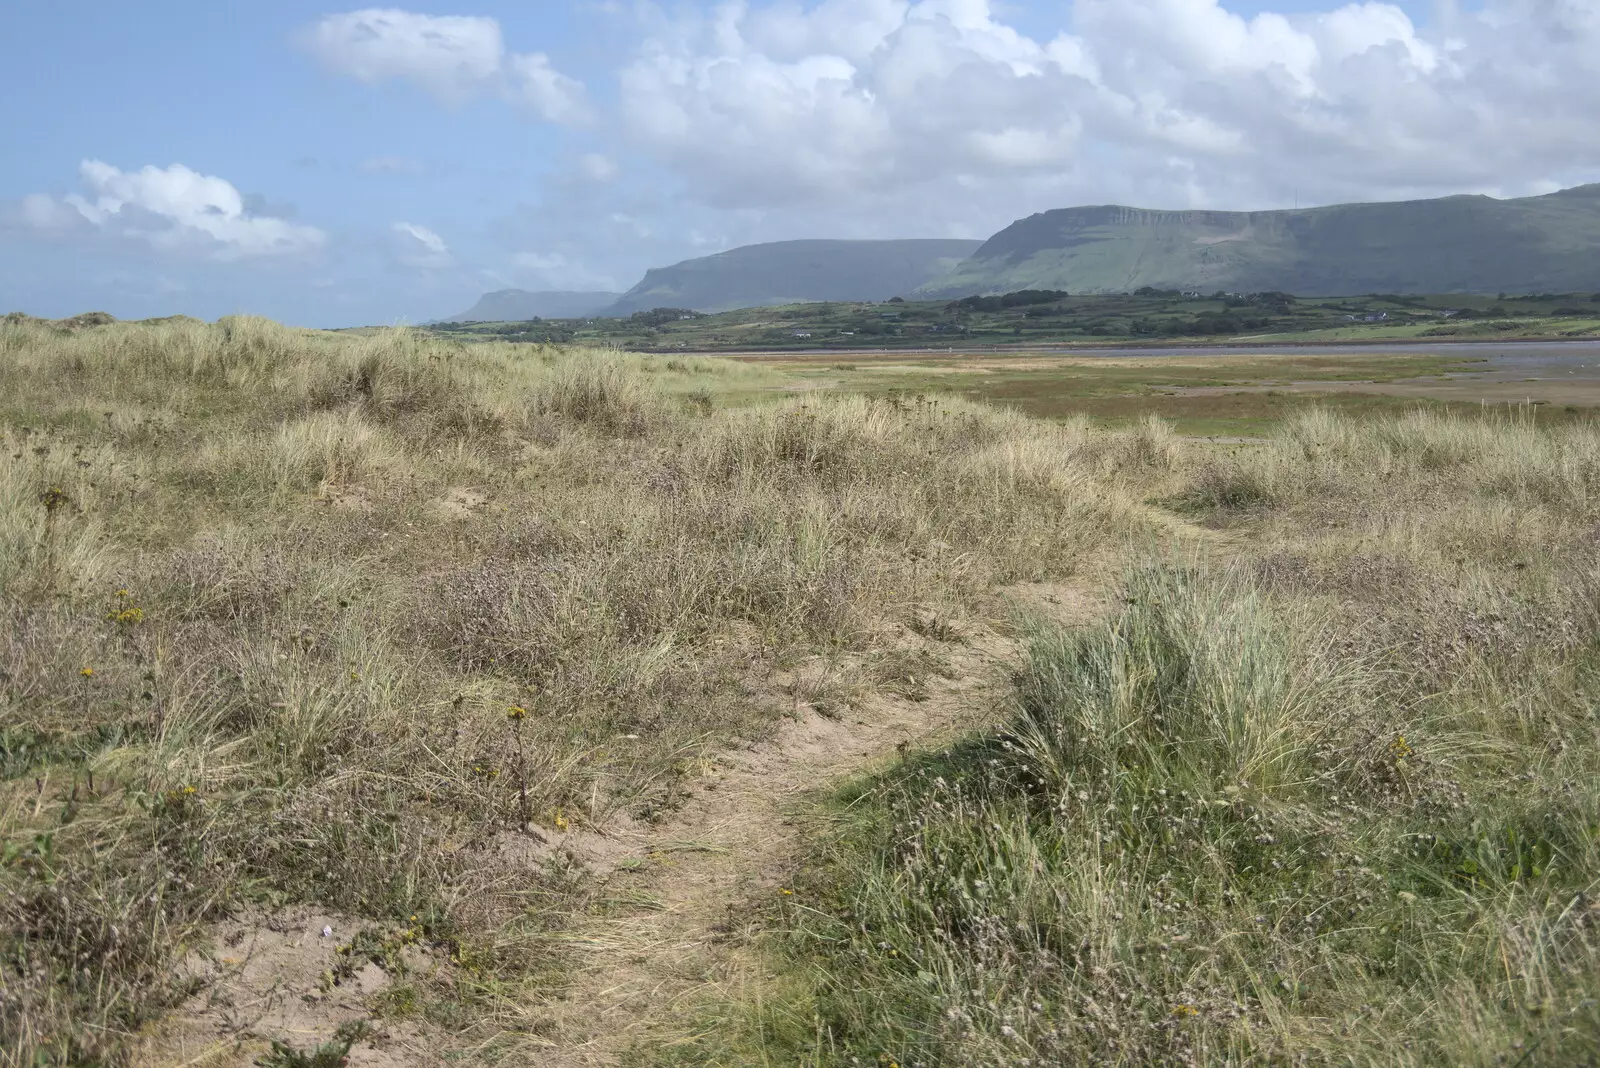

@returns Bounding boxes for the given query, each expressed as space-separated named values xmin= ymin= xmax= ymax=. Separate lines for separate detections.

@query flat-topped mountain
xmin=918 ymin=185 xmax=1600 ymax=297
xmin=603 ymin=239 xmax=982 ymax=315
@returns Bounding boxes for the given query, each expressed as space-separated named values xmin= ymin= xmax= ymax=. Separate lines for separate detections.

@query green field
xmin=422 ymin=289 xmax=1600 ymax=353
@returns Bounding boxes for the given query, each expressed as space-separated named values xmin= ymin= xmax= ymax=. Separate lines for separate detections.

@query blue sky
xmin=3 ymin=0 xmax=1594 ymax=327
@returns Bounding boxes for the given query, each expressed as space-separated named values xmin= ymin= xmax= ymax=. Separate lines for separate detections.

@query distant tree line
xmin=948 ymin=289 xmax=1069 ymax=313
xmin=1133 ymin=287 xmax=1296 ymax=311
xmin=630 ymin=307 xmax=703 ymax=327
xmin=1130 ymin=312 xmax=1274 ymax=337
xmin=1363 ymin=293 xmax=1431 ymax=308
xmin=427 ymin=318 xmax=578 ymax=343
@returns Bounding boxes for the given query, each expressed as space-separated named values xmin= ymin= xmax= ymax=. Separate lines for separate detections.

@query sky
xmin=3 ymin=0 xmax=1599 ymax=327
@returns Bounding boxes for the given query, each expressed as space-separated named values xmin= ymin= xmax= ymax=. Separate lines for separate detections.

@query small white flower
xmin=321 ymin=925 xmax=333 ymax=938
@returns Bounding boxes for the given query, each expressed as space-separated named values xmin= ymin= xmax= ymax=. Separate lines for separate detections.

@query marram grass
xmin=0 ymin=316 xmax=1165 ymax=1065
xmin=665 ymin=411 xmax=1600 ymax=1067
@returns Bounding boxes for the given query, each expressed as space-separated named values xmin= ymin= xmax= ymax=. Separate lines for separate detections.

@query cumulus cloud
xmin=18 ymin=193 xmax=78 ymax=229
xmin=617 ymin=0 xmax=1101 ymax=208
xmin=579 ymin=153 xmax=620 ymax=182
xmin=14 ymin=161 xmax=325 ymax=259
xmin=392 ymin=221 xmax=454 ymax=267
xmin=302 ymin=8 xmax=590 ymax=124
xmin=507 ymin=52 xmax=591 ymax=126
xmin=293 ymin=0 xmax=1600 ymax=290
xmin=609 ymin=0 xmax=1600 ymax=215
xmin=301 ymin=9 xmax=501 ymax=98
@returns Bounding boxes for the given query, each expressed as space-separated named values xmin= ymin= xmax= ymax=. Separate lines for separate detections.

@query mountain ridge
xmin=602 ymin=238 xmax=982 ymax=316
xmin=917 ymin=185 xmax=1600 ymax=297
xmin=439 ymin=185 xmax=1600 ymax=324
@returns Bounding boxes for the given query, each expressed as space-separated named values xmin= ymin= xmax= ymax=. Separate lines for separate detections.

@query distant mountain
xmin=441 ymin=290 xmax=621 ymax=323
xmin=918 ymin=185 xmax=1600 ymax=298
xmin=603 ymin=239 xmax=983 ymax=316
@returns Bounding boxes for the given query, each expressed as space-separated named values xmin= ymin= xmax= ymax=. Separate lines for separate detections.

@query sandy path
xmin=134 ymin=587 xmax=1104 ymax=1067
xmin=529 ymin=588 xmax=1102 ymax=1065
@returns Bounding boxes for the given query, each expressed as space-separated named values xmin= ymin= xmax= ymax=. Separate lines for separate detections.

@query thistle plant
xmin=507 ymin=704 xmax=532 ymax=831
xmin=36 ymin=484 xmax=70 ymax=592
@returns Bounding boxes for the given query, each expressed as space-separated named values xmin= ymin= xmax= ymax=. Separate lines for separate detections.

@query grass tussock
xmin=750 ymin=565 xmax=1600 ymax=1067
xmin=1189 ymin=406 xmax=1600 ymax=513
xmin=0 ymin=317 xmax=1168 ymax=1065
xmin=15 ymin=314 xmax=1596 ymax=1067
xmin=689 ymin=407 xmax=1600 ymax=1068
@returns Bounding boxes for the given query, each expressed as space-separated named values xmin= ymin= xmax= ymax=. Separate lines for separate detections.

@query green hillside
xmin=604 ymin=238 xmax=981 ymax=315
xmin=920 ymin=185 xmax=1600 ymax=297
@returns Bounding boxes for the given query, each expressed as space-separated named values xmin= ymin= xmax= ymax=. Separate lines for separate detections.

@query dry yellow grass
xmin=0 ymin=316 xmax=1176 ymax=1066
xmin=15 ymin=314 xmax=1594 ymax=1066
xmin=709 ymin=407 xmax=1600 ymax=1067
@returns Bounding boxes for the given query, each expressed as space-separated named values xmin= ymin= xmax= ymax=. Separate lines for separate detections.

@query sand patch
xmin=313 ymin=483 xmax=375 ymax=513
xmin=135 ymin=907 xmax=437 ymax=1068
xmin=526 ymin=612 xmax=1026 ymax=1066
xmin=430 ymin=486 xmax=488 ymax=520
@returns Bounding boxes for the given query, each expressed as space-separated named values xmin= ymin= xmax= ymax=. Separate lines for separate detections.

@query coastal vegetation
xmin=2 ymin=314 xmax=1598 ymax=1065
xmin=424 ymin=289 xmax=1600 ymax=353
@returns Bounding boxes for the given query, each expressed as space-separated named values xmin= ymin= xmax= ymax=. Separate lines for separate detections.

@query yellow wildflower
xmin=79 ymin=666 xmax=94 ymax=677
xmin=506 ymin=705 xmax=528 ymax=721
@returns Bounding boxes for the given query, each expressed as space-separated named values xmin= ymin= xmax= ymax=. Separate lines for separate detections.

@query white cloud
xmin=507 ymin=52 xmax=591 ymax=125
xmin=580 ymin=153 xmax=620 ymax=182
xmin=19 ymin=193 xmax=76 ymax=229
xmin=302 ymin=8 xmax=589 ymax=124
xmin=300 ymin=9 xmax=501 ymax=99
xmin=616 ymin=0 xmax=1098 ymax=207
xmin=287 ymin=0 xmax=1600 ymax=293
xmin=392 ymin=221 xmax=453 ymax=267
xmin=607 ymin=0 xmax=1600 ymax=217
xmin=511 ymin=251 xmax=617 ymax=290
xmin=607 ymin=212 xmax=651 ymax=238
xmin=17 ymin=161 xmax=325 ymax=259
xmin=512 ymin=251 xmax=566 ymax=272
